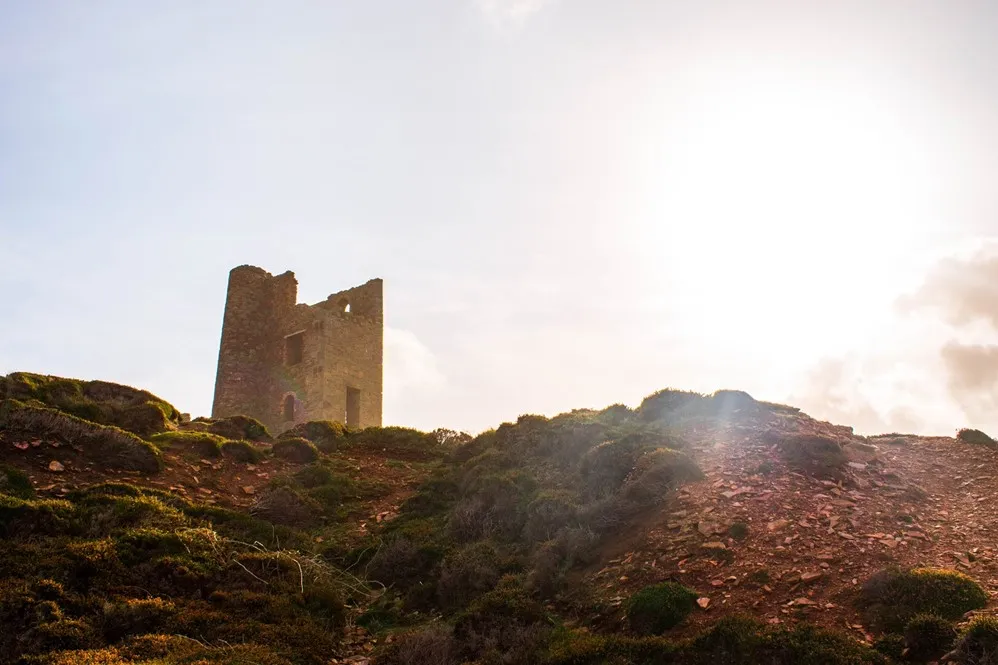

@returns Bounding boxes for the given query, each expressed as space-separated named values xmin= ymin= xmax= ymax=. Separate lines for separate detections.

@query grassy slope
xmin=0 ymin=375 xmax=987 ymax=664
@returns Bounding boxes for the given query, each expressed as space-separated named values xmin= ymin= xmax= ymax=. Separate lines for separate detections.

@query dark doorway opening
xmin=283 ymin=394 xmax=296 ymax=422
xmin=346 ymin=387 xmax=361 ymax=427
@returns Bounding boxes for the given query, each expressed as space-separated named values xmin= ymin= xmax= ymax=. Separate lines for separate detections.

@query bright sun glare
xmin=643 ymin=69 xmax=940 ymax=361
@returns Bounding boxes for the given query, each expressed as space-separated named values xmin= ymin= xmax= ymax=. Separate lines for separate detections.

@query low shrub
xmin=221 ymin=439 xmax=263 ymax=462
xmin=347 ymin=426 xmax=442 ymax=459
xmin=148 ymin=430 xmax=224 ymax=457
xmin=453 ymin=576 xmax=552 ymax=664
xmin=957 ymin=428 xmax=997 ymax=448
xmin=101 ymin=597 xmax=177 ymax=641
xmin=621 ymin=447 xmax=703 ymax=505
xmin=366 ymin=536 xmax=444 ymax=591
xmin=903 ymin=614 xmax=957 ymax=662
xmin=859 ymin=567 xmax=989 ymax=631
xmin=772 ymin=432 xmax=847 ymax=476
xmin=0 ymin=400 xmax=162 ymax=472
xmin=375 ymin=623 xmax=460 ymax=665
xmin=273 ymin=437 xmax=319 ymax=463
xmin=0 ymin=495 xmax=75 ymax=538
xmin=436 ymin=541 xmax=503 ymax=612
xmin=523 ymin=491 xmax=579 ymax=543
xmin=872 ymin=633 xmax=905 ymax=660
xmin=0 ymin=463 xmax=35 ymax=499
xmin=1 ymin=372 xmax=180 ymax=436
xmin=579 ymin=437 xmax=645 ymax=499
xmin=206 ymin=414 xmax=272 ymax=442
xmin=282 ymin=420 xmax=347 ymax=453
xmin=952 ymin=615 xmax=998 ymax=665
xmin=251 ymin=486 xmax=322 ymax=527
xmin=728 ymin=522 xmax=750 ymax=540
xmin=626 ymin=582 xmax=698 ymax=635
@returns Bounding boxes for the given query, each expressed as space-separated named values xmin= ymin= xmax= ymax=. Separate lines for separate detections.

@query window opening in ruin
xmin=285 ymin=332 xmax=304 ymax=365
xmin=337 ymin=297 xmax=350 ymax=313
xmin=346 ymin=387 xmax=361 ymax=428
xmin=283 ymin=394 xmax=295 ymax=422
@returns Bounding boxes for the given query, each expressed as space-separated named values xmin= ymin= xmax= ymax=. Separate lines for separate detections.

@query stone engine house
xmin=211 ymin=265 xmax=383 ymax=434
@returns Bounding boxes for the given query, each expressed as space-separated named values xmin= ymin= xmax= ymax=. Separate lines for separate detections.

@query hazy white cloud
xmin=790 ymin=240 xmax=998 ymax=436
xmin=383 ymin=327 xmax=447 ymax=429
xmin=475 ymin=0 xmax=551 ymax=27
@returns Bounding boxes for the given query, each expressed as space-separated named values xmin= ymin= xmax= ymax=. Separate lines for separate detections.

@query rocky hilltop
xmin=1 ymin=372 xmax=997 ymax=664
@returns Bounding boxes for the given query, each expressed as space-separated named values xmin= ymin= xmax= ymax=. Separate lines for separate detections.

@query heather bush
xmin=626 ymin=582 xmax=698 ymax=634
xmin=859 ymin=567 xmax=988 ymax=631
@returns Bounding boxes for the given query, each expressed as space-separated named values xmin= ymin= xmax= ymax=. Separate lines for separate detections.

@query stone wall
xmin=211 ymin=265 xmax=383 ymax=433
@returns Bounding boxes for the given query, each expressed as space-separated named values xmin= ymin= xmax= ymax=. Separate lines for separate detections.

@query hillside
xmin=2 ymin=372 xmax=998 ymax=664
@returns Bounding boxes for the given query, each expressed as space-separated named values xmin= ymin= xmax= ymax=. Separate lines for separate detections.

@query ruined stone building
xmin=211 ymin=265 xmax=383 ymax=434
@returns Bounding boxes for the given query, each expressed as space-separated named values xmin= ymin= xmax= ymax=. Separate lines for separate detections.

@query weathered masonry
xmin=211 ymin=265 xmax=383 ymax=433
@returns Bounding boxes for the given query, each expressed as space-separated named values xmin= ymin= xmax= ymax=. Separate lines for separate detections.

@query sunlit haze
xmin=4 ymin=1 xmax=998 ymax=436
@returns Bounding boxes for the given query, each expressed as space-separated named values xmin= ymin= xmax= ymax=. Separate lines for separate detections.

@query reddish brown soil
xmin=0 ymin=432 xmax=427 ymax=539
xmin=573 ymin=412 xmax=998 ymax=640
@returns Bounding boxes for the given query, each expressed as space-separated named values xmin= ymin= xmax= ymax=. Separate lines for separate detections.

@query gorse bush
xmin=903 ymin=614 xmax=957 ymax=662
xmin=952 ymin=615 xmax=998 ymax=665
xmin=148 ymin=430 xmax=225 ymax=457
xmin=957 ymin=428 xmax=997 ymax=448
xmin=273 ymin=437 xmax=320 ymax=463
xmin=859 ymin=567 xmax=989 ymax=631
xmin=626 ymin=582 xmax=699 ymax=635
xmin=281 ymin=420 xmax=348 ymax=452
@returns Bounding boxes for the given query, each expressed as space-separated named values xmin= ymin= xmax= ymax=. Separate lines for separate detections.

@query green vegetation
xmin=199 ymin=414 xmax=273 ymax=442
xmin=0 ymin=378 xmax=914 ymax=665
xmin=220 ymin=439 xmax=263 ymax=462
xmin=148 ymin=430 xmax=225 ymax=457
xmin=0 ymin=481 xmax=353 ymax=664
xmin=626 ymin=582 xmax=699 ymax=634
xmin=957 ymin=428 xmax=997 ymax=448
xmin=273 ymin=437 xmax=320 ymax=463
xmin=952 ymin=615 xmax=998 ymax=665
xmin=728 ymin=521 xmax=750 ymax=540
xmin=0 ymin=372 xmax=180 ymax=436
xmin=0 ymin=399 xmax=162 ymax=472
xmin=769 ymin=432 xmax=847 ymax=475
xmin=543 ymin=615 xmax=890 ymax=665
xmin=903 ymin=614 xmax=957 ymax=662
xmin=281 ymin=420 xmax=348 ymax=452
xmin=0 ymin=463 xmax=35 ymax=499
xmin=859 ymin=567 xmax=989 ymax=631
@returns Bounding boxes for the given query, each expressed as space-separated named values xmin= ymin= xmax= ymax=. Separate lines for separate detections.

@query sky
xmin=4 ymin=1 xmax=998 ymax=435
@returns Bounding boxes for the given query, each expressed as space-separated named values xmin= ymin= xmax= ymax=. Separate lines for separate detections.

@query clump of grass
xmin=0 ymin=400 xmax=162 ymax=472
xmin=770 ymin=432 xmax=847 ymax=476
xmin=728 ymin=522 xmax=750 ymax=540
xmin=148 ymin=430 xmax=225 ymax=457
xmin=204 ymin=414 xmax=272 ymax=442
xmin=621 ymin=447 xmax=704 ymax=505
xmin=272 ymin=437 xmax=319 ymax=463
xmin=281 ymin=420 xmax=347 ymax=453
xmin=951 ymin=615 xmax=998 ymax=665
xmin=626 ymin=582 xmax=698 ymax=635
xmin=0 ymin=464 xmax=35 ymax=499
xmin=957 ymin=428 xmax=997 ymax=448
xmin=859 ymin=567 xmax=989 ymax=631
xmin=1 ymin=372 xmax=180 ymax=436
xmin=903 ymin=614 xmax=957 ymax=662
xmin=346 ymin=426 xmax=443 ymax=460
xmin=221 ymin=439 xmax=263 ymax=462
